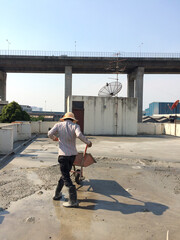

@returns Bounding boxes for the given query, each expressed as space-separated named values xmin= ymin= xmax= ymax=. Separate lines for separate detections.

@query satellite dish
xmin=98 ymin=81 xmax=122 ymax=97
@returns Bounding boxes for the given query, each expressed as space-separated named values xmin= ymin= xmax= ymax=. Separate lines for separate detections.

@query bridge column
xmin=127 ymin=73 xmax=135 ymax=97
xmin=64 ymin=66 xmax=72 ymax=112
xmin=127 ymin=67 xmax=144 ymax=122
xmin=134 ymin=67 xmax=144 ymax=122
xmin=0 ymin=71 xmax=7 ymax=101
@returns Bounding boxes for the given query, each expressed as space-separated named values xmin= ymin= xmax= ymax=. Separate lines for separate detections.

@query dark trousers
xmin=58 ymin=155 xmax=76 ymax=188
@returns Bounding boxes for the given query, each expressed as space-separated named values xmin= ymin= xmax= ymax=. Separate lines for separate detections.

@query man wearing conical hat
xmin=48 ymin=112 xmax=92 ymax=207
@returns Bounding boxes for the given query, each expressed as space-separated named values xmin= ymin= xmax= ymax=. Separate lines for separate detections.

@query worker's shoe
xmin=53 ymin=192 xmax=62 ymax=201
xmin=63 ymin=185 xmax=79 ymax=207
xmin=53 ymin=179 xmax=64 ymax=201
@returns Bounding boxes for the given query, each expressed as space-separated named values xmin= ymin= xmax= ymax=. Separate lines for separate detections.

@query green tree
xmin=0 ymin=101 xmax=30 ymax=123
xmin=30 ymin=116 xmax=44 ymax=121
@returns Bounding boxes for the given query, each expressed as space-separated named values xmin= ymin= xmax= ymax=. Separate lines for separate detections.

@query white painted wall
xmin=0 ymin=128 xmax=13 ymax=154
xmin=17 ymin=123 xmax=31 ymax=140
xmin=31 ymin=121 xmax=41 ymax=133
xmin=164 ymin=123 xmax=180 ymax=137
xmin=68 ymin=96 xmax=138 ymax=135
xmin=138 ymin=122 xmax=180 ymax=137
xmin=138 ymin=123 xmax=163 ymax=135
xmin=0 ymin=123 xmax=18 ymax=142
xmin=0 ymin=122 xmax=32 ymax=154
xmin=33 ymin=121 xmax=180 ymax=137
xmin=40 ymin=122 xmax=57 ymax=134
xmin=30 ymin=121 xmax=58 ymax=134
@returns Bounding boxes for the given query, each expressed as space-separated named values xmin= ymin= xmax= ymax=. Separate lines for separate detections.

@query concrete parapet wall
xmin=0 ymin=128 xmax=13 ymax=154
xmin=30 ymin=121 xmax=57 ymax=134
xmin=40 ymin=122 xmax=57 ymax=134
xmin=138 ymin=123 xmax=163 ymax=135
xmin=0 ymin=123 xmax=18 ymax=142
xmin=138 ymin=122 xmax=180 ymax=137
xmin=31 ymin=121 xmax=41 ymax=133
xmin=17 ymin=123 xmax=31 ymax=140
xmin=163 ymin=123 xmax=180 ymax=137
xmin=0 ymin=122 xmax=32 ymax=154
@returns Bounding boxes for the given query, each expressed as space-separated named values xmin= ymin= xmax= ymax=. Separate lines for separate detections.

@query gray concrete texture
xmin=0 ymin=135 xmax=180 ymax=240
xmin=1 ymin=56 xmax=180 ymax=74
xmin=0 ymin=71 xmax=6 ymax=101
xmin=127 ymin=67 xmax=144 ymax=122
xmin=64 ymin=66 xmax=72 ymax=112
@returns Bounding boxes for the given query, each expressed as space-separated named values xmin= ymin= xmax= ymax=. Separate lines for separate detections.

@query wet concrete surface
xmin=0 ymin=135 xmax=180 ymax=240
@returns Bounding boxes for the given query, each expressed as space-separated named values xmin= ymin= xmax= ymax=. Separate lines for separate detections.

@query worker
xmin=48 ymin=112 xmax=92 ymax=207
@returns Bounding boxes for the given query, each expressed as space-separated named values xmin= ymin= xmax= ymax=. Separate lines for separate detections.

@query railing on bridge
xmin=0 ymin=49 xmax=180 ymax=59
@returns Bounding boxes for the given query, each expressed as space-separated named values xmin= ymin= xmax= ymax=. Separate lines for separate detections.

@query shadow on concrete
xmin=0 ymin=208 xmax=9 ymax=224
xmin=77 ymin=179 xmax=168 ymax=215
xmin=17 ymin=154 xmax=38 ymax=158
xmin=34 ymin=139 xmax=48 ymax=142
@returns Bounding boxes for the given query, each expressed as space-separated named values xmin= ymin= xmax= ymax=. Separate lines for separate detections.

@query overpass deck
xmin=0 ymin=50 xmax=180 ymax=74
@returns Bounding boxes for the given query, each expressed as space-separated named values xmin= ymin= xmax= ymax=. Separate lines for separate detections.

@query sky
xmin=0 ymin=0 xmax=180 ymax=111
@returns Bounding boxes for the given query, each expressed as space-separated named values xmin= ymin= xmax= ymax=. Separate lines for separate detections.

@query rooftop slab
xmin=0 ymin=135 xmax=180 ymax=240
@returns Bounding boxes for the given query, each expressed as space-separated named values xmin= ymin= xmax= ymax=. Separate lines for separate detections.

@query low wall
xmin=0 ymin=128 xmax=13 ymax=154
xmin=138 ymin=122 xmax=180 ymax=137
xmin=163 ymin=123 xmax=180 ymax=137
xmin=0 ymin=122 xmax=32 ymax=154
xmin=138 ymin=123 xmax=163 ymax=135
xmin=31 ymin=121 xmax=57 ymax=134
xmin=32 ymin=121 xmax=180 ymax=137
xmin=0 ymin=123 xmax=18 ymax=142
xmin=17 ymin=123 xmax=31 ymax=140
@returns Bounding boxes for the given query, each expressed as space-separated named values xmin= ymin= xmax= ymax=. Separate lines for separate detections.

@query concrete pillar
xmin=127 ymin=67 xmax=144 ymax=122
xmin=0 ymin=71 xmax=7 ymax=101
xmin=127 ymin=73 xmax=135 ymax=97
xmin=64 ymin=66 xmax=72 ymax=112
xmin=134 ymin=67 xmax=144 ymax=122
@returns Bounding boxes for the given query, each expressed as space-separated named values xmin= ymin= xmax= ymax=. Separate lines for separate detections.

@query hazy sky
xmin=1 ymin=0 xmax=180 ymax=111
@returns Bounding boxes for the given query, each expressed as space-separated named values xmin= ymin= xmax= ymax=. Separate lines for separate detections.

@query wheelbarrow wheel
xmin=75 ymin=169 xmax=81 ymax=184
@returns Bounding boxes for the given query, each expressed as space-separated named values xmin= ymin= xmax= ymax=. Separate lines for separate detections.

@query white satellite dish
xmin=98 ymin=81 xmax=122 ymax=97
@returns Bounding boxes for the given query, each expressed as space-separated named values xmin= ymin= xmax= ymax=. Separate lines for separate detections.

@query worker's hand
xmin=52 ymin=136 xmax=59 ymax=141
xmin=87 ymin=141 xmax=92 ymax=147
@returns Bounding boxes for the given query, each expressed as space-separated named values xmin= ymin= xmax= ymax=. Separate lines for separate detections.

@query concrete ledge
xmin=17 ymin=123 xmax=31 ymax=140
xmin=30 ymin=121 xmax=57 ymax=134
xmin=0 ymin=122 xmax=32 ymax=154
xmin=0 ymin=134 xmax=37 ymax=168
xmin=164 ymin=123 xmax=180 ymax=137
xmin=138 ymin=123 xmax=163 ymax=135
xmin=138 ymin=122 xmax=180 ymax=137
xmin=0 ymin=128 xmax=13 ymax=154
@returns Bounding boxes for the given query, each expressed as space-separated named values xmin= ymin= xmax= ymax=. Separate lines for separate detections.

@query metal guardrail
xmin=0 ymin=50 xmax=180 ymax=58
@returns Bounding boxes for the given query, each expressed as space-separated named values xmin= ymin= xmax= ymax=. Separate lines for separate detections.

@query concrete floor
xmin=0 ymin=135 xmax=180 ymax=240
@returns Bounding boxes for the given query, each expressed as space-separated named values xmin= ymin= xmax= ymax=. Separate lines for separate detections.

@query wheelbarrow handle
xmin=83 ymin=144 xmax=88 ymax=157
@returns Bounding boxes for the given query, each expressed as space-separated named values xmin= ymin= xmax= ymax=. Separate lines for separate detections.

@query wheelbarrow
xmin=71 ymin=145 xmax=96 ymax=184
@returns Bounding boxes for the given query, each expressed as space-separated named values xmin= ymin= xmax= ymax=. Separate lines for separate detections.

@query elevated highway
xmin=0 ymin=53 xmax=180 ymax=74
xmin=30 ymin=111 xmax=64 ymax=121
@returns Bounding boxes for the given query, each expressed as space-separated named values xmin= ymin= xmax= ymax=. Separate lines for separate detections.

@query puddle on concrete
xmin=0 ymin=191 xmax=61 ymax=240
xmin=132 ymin=166 xmax=142 ymax=169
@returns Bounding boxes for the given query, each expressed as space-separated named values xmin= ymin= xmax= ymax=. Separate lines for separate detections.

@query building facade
xmin=145 ymin=102 xmax=180 ymax=116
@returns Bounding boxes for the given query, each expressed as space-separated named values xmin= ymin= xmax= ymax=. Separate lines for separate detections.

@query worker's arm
xmin=48 ymin=124 xmax=59 ymax=141
xmin=75 ymin=125 xmax=92 ymax=147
